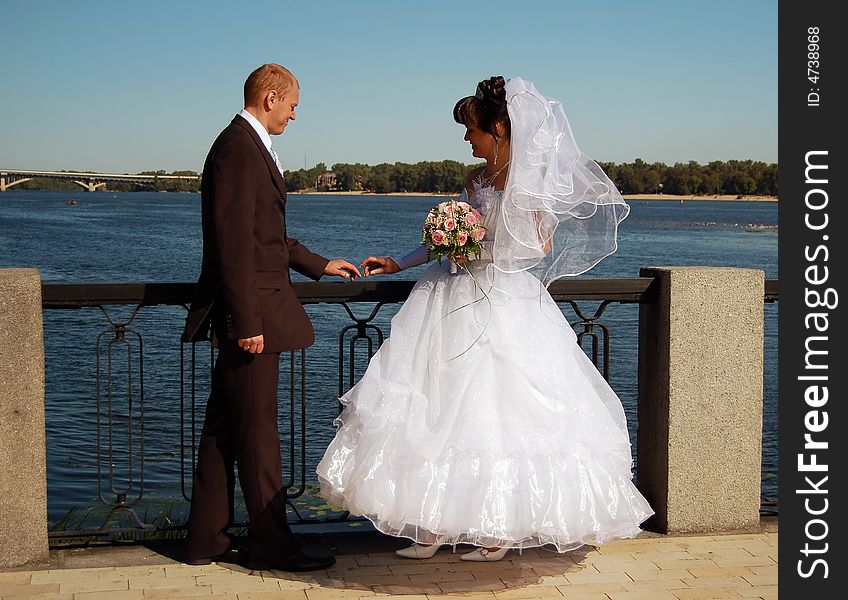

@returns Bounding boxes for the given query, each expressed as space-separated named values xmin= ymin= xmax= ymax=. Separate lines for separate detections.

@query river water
xmin=0 ymin=190 xmax=778 ymax=526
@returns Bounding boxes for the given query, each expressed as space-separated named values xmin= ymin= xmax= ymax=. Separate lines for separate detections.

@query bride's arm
xmin=363 ymin=183 xmax=481 ymax=276
xmin=535 ymin=211 xmax=553 ymax=256
xmin=361 ymin=246 xmax=431 ymax=276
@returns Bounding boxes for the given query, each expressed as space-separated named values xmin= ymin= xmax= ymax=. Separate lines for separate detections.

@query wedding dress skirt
xmin=316 ymin=259 xmax=654 ymax=551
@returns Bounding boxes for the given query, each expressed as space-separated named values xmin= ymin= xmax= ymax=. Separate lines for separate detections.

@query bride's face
xmin=463 ymin=125 xmax=496 ymax=163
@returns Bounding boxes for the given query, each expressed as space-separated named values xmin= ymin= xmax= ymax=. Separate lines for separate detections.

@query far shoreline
xmin=292 ymin=190 xmax=778 ymax=202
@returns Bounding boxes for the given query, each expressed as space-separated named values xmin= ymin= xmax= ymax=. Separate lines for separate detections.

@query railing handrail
xmin=40 ymin=277 xmax=778 ymax=308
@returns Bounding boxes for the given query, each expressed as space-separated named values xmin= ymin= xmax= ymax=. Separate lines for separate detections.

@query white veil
xmin=491 ymin=77 xmax=629 ymax=286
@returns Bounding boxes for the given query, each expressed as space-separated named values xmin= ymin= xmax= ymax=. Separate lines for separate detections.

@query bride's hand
xmin=361 ymin=256 xmax=400 ymax=276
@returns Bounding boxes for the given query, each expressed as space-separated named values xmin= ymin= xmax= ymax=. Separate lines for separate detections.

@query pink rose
xmin=472 ymin=209 xmax=482 ymax=220
xmin=464 ymin=212 xmax=478 ymax=226
xmin=471 ymin=227 xmax=485 ymax=242
xmin=458 ymin=201 xmax=471 ymax=211
xmin=443 ymin=202 xmax=454 ymax=216
xmin=444 ymin=218 xmax=456 ymax=231
xmin=431 ymin=230 xmax=446 ymax=245
xmin=457 ymin=231 xmax=468 ymax=246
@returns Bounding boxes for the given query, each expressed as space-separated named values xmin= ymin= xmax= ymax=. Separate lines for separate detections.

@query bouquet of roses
xmin=421 ymin=200 xmax=486 ymax=273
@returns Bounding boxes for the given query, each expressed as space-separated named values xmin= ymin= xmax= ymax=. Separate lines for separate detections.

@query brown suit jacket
xmin=183 ymin=114 xmax=329 ymax=352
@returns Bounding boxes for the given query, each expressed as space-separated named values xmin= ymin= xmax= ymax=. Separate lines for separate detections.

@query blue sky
xmin=0 ymin=0 xmax=777 ymax=174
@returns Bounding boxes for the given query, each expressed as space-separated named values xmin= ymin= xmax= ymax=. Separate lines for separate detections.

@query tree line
xmin=286 ymin=158 xmax=777 ymax=196
xmin=13 ymin=159 xmax=777 ymax=196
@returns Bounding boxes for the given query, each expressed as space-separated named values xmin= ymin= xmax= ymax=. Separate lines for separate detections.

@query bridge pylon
xmin=72 ymin=179 xmax=107 ymax=192
xmin=0 ymin=173 xmax=32 ymax=192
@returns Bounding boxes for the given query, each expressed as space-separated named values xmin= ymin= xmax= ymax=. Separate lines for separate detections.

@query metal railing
xmin=41 ymin=278 xmax=777 ymax=538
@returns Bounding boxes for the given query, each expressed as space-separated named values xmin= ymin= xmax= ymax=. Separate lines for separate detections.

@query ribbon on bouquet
xmin=422 ymin=260 xmax=510 ymax=382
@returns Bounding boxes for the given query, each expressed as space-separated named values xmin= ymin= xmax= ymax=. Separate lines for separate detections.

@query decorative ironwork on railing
xmin=40 ymin=278 xmax=777 ymax=539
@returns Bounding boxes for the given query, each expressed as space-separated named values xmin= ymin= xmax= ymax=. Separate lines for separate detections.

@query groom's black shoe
xmin=185 ymin=543 xmax=243 ymax=566
xmin=247 ymin=550 xmax=336 ymax=572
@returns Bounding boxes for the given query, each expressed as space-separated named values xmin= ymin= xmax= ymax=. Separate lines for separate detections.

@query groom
xmin=183 ymin=63 xmax=359 ymax=571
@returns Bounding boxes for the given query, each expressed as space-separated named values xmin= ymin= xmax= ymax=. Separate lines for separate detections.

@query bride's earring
xmin=493 ymin=138 xmax=499 ymax=167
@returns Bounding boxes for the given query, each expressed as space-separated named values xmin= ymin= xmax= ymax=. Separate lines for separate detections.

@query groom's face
xmin=268 ymin=82 xmax=300 ymax=136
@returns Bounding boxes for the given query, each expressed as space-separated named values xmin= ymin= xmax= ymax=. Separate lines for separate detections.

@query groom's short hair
xmin=244 ymin=64 xmax=296 ymax=106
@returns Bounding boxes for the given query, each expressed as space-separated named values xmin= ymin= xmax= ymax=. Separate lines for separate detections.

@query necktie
xmin=268 ymin=147 xmax=284 ymax=175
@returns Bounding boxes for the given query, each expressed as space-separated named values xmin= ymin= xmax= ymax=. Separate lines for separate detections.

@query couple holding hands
xmin=183 ymin=63 xmax=652 ymax=572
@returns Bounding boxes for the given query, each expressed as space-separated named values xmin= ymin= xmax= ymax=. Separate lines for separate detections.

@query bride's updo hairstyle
xmin=453 ymin=76 xmax=511 ymax=140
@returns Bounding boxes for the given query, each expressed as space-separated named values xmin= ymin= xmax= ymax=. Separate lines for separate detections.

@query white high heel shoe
xmin=395 ymin=535 xmax=454 ymax=559
xmin=460 ymin=546 xmax=510 ymax=562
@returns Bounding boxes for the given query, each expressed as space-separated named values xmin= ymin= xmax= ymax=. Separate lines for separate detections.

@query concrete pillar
xmin=0 ymin=269 xmax=48 ymax=567
xmin=637 ymin=267 xmax=764 ymax=534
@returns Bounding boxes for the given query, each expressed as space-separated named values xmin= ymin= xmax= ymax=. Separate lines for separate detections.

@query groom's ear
xmin=262 ymin=90 xmax=276 ymax=111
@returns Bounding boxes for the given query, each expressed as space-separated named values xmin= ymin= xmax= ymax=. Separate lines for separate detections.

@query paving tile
xmin=623 ymin=551 xmax=696 ymax=562
xmin=562 ymin=569 xmax=632 ymax=585
xmin=105 ymin=566 xmax=168 ymax=578
xmin=408 ymin=572 xmax=477 ymax=585
xmin=424 ymin=594 xmax=496 ymax=600
xmin=607 ymin=591 xmax=679 ymax=600
xmin=305 ymin=588 xmax=377 ymax=599
xmin=528 ymin=565 xmax=581 ymax=578
xmin=593 ymin=559 xmax=660 ymax=574
xmin=74 ymin=590 xmax=146 ymax=600
xmin=686 ymin=549 xmax=756 ymax=562
xmin=30 ymin=570 xmax=109 ymax=584
xmin=686 ymin=567 xmax=754 ymax=579
xmin=469 ymin=564 xmax=537 ymax=576
xmin=738 ymin=574 xmax=776 ymax=587
xmin=493 ymin=584 xmax=564 ymax=598
xmin=623 ymin=577 xmax=689 ymax=591
xmin=164 ymin=565 xmax=222 ymax=577
xmin=625 ymin=569 xmax=691 ymax=582
xmin=735 ymin=585 xmax=777 ymax=598
xmin=501 ymin=577 xmax=568 ymax=588
xmin=249 ymin=571 xmax=316 ymax=590
xmin=142 ymin=585 xmax=214 ymax=598
xmin=354 ymin=556 xmax=398 ymax=568
xmin=59 ymin=577 xmax=129 ymax=593
xmin=709 ymin=556 xmax=776 ymax=568
xmin=325 ymin=566 xmax=394 ymax=578
xmin=0 ymin=583 xmax=61 ymax=596
xmin=373 ymin=584 xmax=442 ymax=595
xmin=556 ymin=582 xmax=627 ymax=597
xmin=3 ymin=594 xmax=74 ymax=600
xmin=128 ymin=576 xmax=199 ymax=589
xmin=201 ymin=573 xmax=269 ymax=585
xmin=0 ymin=573 xmax=32 ymax=584
xmin=596 ymin=539 xmax=669 ymax=554
xmin=679 ymin=576 xmax=751 ymax=589
xmin=162 ymin=595 xmax=236 ymax=600
xmin=437 ymin=579 xmax=508 ymax=594
xmin=236 ymin=592 xmax=310 ymax=600
xmin=210 ymin=579 xmax=285 ymax=594
xmin=653 ymin=559 xmax=719 ymax=571
xmin=342 ymin=575 xmax=413 ymax=587
xmin=554 ymin=593 xmax=609 ymax=600
xmin=746 ymin=565 xmax=776 ymax=577
xmin=388 ymin=564 xmax=465 ymax=576
xmin=671 ymin=588 xmax=743 ymax=599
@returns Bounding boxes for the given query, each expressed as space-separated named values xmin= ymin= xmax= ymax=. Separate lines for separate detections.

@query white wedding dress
xmin=316 ymin=184 xmax=653 ymax=552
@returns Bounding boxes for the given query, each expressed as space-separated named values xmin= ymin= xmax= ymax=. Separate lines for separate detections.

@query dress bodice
xmin=463 ymin=182 xmax=502 ymax=229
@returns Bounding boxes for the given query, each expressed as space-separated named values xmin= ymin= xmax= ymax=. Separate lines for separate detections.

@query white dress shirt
xmin=238 ymin=109 xmax=284 ymax=175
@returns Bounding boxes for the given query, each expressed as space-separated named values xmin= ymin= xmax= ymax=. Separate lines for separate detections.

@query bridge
xmin=0 ymin=169 xmax=200 ymax=192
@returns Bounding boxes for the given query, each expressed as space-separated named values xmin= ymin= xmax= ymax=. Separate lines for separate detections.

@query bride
xmin=316 ymin=76 xmax=653 ymax=562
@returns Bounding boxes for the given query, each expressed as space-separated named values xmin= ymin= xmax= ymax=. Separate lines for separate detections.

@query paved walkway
xmin=0 ymin=518 xmax=777 ymax=600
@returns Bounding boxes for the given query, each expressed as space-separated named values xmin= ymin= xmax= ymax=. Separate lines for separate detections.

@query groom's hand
xmin=361 ymin=256 xmax=400 ymax=276
xmin=324 ymin=259 xmax=362 ymax=281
